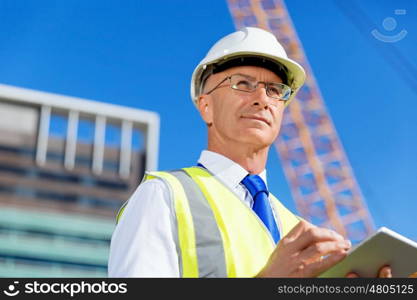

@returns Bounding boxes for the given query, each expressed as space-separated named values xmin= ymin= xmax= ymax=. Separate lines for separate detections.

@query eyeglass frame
xmin=203 ymin=73 xmax=293 ymax=101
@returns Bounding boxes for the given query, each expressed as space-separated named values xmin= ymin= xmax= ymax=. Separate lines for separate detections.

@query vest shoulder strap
xmin=145 ymin=170 xmax=200 ymax=277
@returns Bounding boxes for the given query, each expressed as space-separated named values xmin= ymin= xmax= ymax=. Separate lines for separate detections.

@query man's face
xmin=198 ymin=65 xmax=286 ymax=149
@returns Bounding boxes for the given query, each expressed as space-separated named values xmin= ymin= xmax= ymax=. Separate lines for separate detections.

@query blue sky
xmin=0 ymin=0 xmax=416 ymax=241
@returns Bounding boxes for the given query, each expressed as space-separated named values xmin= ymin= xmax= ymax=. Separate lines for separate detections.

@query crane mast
xmin=227 ymin=0 xmax=374 ymax=243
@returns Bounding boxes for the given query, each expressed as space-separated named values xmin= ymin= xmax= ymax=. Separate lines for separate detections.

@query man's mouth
xmin=241 ymin=115 xmax=271 ymax=126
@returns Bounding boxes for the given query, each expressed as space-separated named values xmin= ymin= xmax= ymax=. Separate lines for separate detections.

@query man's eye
xmin=235 ymin=80 xmax=252 ymax=89
xmin=268 ymin=87 xmax=281 ymax=95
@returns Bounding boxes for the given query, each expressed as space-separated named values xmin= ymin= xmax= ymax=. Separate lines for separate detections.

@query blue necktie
xmin=241 ymin=175 xmax=280 ymax=244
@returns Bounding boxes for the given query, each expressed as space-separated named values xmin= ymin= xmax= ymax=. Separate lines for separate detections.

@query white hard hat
xmin=190 ymin=27 xmax=306 ymax=107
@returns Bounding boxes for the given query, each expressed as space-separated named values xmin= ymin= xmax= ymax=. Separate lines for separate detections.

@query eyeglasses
xmin=204 ymin=73 xmax=292 ymax=101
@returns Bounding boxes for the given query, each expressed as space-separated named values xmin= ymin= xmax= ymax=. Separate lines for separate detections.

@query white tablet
xmin=319 ymin=227 xmax=417 ymax=278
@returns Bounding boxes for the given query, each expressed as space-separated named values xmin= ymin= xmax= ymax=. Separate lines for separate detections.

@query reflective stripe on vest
xmin=116 ymin=167 xmax=300 ymax=277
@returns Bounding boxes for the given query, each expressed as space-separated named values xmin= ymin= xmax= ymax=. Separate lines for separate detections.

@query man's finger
xmin=378 ymin=266 xmax=392 ymax=278
xmin=287 ymin=226 xmax=346 ymax=253
xmin=278 ymin=220 xmax=314 ymax=247
xmin=305 ymin=250 xmax=348 ymax=277
xmin=297 ymin=240 xmax=351 ymax=264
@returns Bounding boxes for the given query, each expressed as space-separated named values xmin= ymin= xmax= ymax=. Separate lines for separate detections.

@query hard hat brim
xmin=191 ymin=51 xmax=306 ymax=107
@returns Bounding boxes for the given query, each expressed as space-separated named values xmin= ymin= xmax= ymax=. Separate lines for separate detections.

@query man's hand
xmin=256 ymin=220 xmax=351 ymax=277
xmin=346 ymin=266 xmax=392 ymax=278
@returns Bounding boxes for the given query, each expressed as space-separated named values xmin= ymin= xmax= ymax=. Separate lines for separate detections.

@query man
xmin=108 ymin=27 xmax=391 ymax=278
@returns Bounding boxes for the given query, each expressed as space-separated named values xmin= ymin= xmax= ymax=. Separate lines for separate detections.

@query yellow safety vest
xmin=117 ymin=167 xmax=300 ymax=277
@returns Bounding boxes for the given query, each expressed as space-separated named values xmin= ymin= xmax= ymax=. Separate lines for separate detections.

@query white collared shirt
xmin=108 ymin=150 xmax=277 ymax=277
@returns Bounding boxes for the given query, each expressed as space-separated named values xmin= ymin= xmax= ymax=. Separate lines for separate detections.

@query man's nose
xmin=251 ymin=84 xmax=270 ymax=109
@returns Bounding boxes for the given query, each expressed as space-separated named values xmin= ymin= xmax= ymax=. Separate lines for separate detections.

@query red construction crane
xmin=227 ymin=0 xmax=374 ymax=243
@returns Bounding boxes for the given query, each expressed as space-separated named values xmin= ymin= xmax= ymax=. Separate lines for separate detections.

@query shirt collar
xmin=197 ymin=150 xmax=268 ymax=190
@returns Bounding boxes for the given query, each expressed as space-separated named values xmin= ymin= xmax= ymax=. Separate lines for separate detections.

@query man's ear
xmin=198 ymin=94 xmax=213 ymax=126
